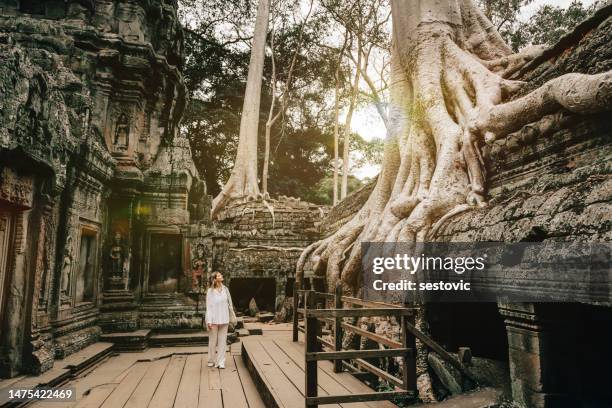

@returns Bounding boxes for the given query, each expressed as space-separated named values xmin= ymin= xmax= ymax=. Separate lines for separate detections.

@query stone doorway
xmin=230 ymin=278 xmax=276 ymax=313
xmin=0 ymin=207 xmax=15 ymax=338
xmin=148 ymin=234 xmax=182 ymax=293
xmin=428 ymin=303 xmax=509 ymax=361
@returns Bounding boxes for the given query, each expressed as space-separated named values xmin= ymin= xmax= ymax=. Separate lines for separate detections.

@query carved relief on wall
xmin=107 ymin=231 xmax=130 ymax=290
xmin=117 ymin=3 xmax=145 ymax=42
xmin=0 ymin=168 xmax=34 ymax=208
xmin=188 ymin=239 xmax=215 ymax=293
xmin=110 ymin=232 xmax=124 ymax=278
xmin=60 ymin=236 xmax=73 ymax=303
xmin=73 ymin=176 xmax=104 ymax=222
xmin=191 ymin=243 xmax=209 ymax=291
xmin=113 ymin=113 xmax=130 ymax=151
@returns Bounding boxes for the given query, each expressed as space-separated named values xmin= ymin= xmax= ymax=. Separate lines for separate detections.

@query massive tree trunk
xmin=211 ymin=0 xmax=270 ymax=219
xmin=298 ymin=0 xmax=611 ymax=400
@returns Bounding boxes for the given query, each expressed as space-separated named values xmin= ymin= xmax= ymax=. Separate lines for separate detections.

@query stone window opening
xmin=75 ymin=228 xmax=97 ymax=304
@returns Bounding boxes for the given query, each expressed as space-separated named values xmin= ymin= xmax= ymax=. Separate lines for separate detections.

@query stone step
xmin=99 ymin=329 xmax=151 ymax=351
xmin=60 ymin=342 xmax=114 ymax=374
xmin=256 ymin=312 xmax=275 ymax=323
xmin=237 ymin=328 xmax=250 ymax=337
xmin=0 ymin=343 xmax=114 ymax=407
xmin=148 ymin=331 xmax=237 ymax=347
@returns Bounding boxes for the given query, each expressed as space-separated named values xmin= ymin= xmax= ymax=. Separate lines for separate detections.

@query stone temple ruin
xmin=0 ymin=0 xmax=324 ymax=378
xmin=0 ymin=1 xmax=611 ymax=408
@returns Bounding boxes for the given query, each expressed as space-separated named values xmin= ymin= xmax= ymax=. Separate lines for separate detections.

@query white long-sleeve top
xmin=206 ymin=286 xmax=230 ymax=325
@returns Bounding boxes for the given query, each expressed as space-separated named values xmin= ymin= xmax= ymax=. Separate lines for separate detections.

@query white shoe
xmin=207 ymin=362 xmax=214 ymax=367
xmin=218 ymin=363 xmax=225 ymax=369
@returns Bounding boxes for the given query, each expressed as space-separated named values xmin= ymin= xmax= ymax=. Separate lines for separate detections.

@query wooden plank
xmin=306 ymin=349 xmax=411 ymax=361
xmin=113 ymin=362 xmax=138 ymax=384
xmin=148 ymin=355 xmax=186 ymax=408
xmin=340 ymin=297 xmax=407 ymax=310
xmin=307 ymin=391 xmax=413 ymax=405
xmin=280 ymin=338 xmax=397 ymax=408
xmin=231 ymin=341 xmax=242 ymax=355
xmin=402 ymin=320 xmax=477 ymax=383
xmin=275 ymin=337 xmax=375 ymax=408
xmin=198 ymin=355 xmax=222 ymax=408
xmin=341 ymin=322 xmax=402 ymax=349
xmin=259 ymin=338 xmax=339 ymax=407
xmin=71 ymin=355 xmax=144 ymax=406
xmin=352 ymin=359 xmax=403 ymax=388
xmin=124 ymin=358 xmax=170 ymax=408
xmin=174 ymin=354 xmax=202 ymax=408
xmin=220 ymin=351 xmax=249 ymax=408
xmin=209 ymin=364 xmax=222 ymax=390
xmin=333 ymin=283 xmax=343 ymax=373
xmin=242 ymin=337 xmax=304 ymax=407
xmin=100 ymin=362 xmax=148 ymax=408
xmin=401 ymin=316 xmax=417 ymax=392
xmin=293 ymin=281 xmax=300 ymax=341
xmin=305 ymin=290 xmax=319 ymax=405
xmin=315 ymin=292 xmax=335 ymax=300
xmin=305 ymin=309 xmax=412 ymax=318
xmin=0 ymin=375 xmax=26 ymax=389
xmin=76 ymin=384 xmax=116 ymax=408
xmin=233 ymin=355 xmax=266 ymax=408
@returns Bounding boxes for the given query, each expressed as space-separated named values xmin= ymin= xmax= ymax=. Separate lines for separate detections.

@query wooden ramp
xmin=241 ymin=335 xmax=398 ymax=408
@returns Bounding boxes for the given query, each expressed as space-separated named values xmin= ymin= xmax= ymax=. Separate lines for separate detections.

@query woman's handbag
xmin=225 ymin=286 xmax=238 ymax=329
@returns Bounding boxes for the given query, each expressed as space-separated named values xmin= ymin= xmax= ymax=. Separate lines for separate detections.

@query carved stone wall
xmin=0 ymin=0 xmax=201 ymax=377
xmin=186 ymin=197 xmax=326 ymax=313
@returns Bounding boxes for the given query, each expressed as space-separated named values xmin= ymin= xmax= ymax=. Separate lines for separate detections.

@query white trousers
xmin=208 ymin=324 xmax=228 ymax=366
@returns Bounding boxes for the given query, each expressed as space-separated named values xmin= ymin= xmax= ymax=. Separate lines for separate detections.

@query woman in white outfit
xmin=205 ymin=272 xmax=234 ymax=369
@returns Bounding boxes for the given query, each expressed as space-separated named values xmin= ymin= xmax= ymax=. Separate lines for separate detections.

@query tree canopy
xmin=179 ymin=0 xmax=601 ymax=205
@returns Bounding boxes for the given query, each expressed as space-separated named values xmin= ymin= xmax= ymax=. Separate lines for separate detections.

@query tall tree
xmin=211 ymin=0 xmax=271 ymax=218
xmin=322 ymin=0 xmax=391 ymax=200
xmin=332 ymin=30 xmax=349 ymax=205
xmin=511 ymin=0 xmax=601 ymax=50
xmin=262 ymin=0 xmax=314 ymax=195
xmin=298 ymin=0 xmax=611 ymax=399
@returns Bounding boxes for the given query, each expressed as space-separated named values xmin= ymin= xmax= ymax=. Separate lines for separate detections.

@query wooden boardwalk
xmin=28 ymin=344 xmax=264 ymax=408
xmin=18 ymin=323 xmax=409 ymax=408
xmin=242 ymin=333 xmax=397 ymax=408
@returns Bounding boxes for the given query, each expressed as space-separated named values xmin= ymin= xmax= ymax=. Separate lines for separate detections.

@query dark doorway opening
xmin=230 ymin=278 xmax=276 ymax=313
xmin=148 ymin=234 xmax=182 ymax=293
xmin=286 ymin=278 xmax=295 ymax=297
xmin=570 ymin=303 xmax=612 ymax=406
xmin=427 ymin=303 xmax=509 ymax=361
xmin=76 ymin=230 xmax=96 ymax=302
xmin=0 ymin=207 xmax=15 ymax=341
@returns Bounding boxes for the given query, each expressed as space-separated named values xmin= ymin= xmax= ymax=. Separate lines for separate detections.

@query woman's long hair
xmin=209 ymin=271 xmax=222 ymax=289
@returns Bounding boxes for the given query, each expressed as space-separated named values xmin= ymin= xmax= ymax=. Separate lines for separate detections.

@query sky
xmin=351 ymin=0 xmax=598 ymax=179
